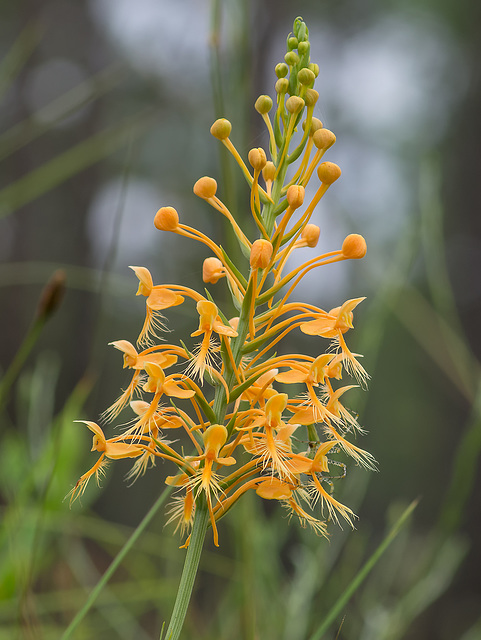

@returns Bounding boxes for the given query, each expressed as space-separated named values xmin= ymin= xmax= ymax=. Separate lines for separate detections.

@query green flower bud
xmin=255 ymin=95 xmax=273 ymax=114
xmin=284 ymin=51 xmax=300 ymax=66
xmin=298 ymin=41 xmax=310 ymax=56
xmin=275 ymin=78 xmax=289 ymax=94
xmin=287 ymin=36 xmax=298 ymax=50
xmin=298 ymin=67 xmax=316 ymax=86
xmin=210 ymin=118 xmax=232 ymax=140
xmin=304 ymin=88 xmax=319 ymax=107
xmin=294 ymin=17 xmax=308 ymax=41
xmin=275 ymin=63 xmax=289 ymax=78
xmin=286 ymin=96 xmax=305 ymax=114
xmin=308 ymin=63 xmax=320 ymax=77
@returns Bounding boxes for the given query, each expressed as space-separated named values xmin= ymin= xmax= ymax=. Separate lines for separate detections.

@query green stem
xmin=163 ymin=498 xmax=210 ymax=640
xmin=0 ymin=317 xmax=45 ymax=413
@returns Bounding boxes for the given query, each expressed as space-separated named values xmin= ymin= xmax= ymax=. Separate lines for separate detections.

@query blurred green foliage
xmin=1 ymin=0 xmax=480 ymax=638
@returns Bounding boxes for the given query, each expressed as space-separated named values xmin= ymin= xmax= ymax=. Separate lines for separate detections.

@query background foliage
xmin=1 ymin=0 xmax=480 ymax=638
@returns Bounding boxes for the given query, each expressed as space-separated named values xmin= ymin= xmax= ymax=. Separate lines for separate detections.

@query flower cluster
xmin=70 ymin=17 xmax=373 ymax=547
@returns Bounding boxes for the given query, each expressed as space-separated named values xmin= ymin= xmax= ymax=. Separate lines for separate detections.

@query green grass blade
xmin=61 ymin=486 xmax=171 ymax=640
xmin=0 ymin=63 xmax=125 ymax=162
xmin=0 ymin=110 xmax=155 ymax=218
xmin=0 ymin=21 xmax=41 ymax=101
xmin=308 ymin=499 xmax=418 ymax=640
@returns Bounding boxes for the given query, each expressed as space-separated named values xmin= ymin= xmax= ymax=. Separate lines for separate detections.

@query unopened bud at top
xmin=275 ymin=62 xmax=288 ymax=78
xmin=154 ymin=206 xmax=179 ymax=231
xmin=342 ymin=234 xmax=367 ymax=259
xmin=250 ymin=239 xmax=273 ymax=269
xmin=193 ymin=176 xmax=217 ymax=199
xmin=286 ymin=184 xmax=305 ymax=209
xmin=313 ymin=128 xmax=336 ymax=150
xmin=301 ymin=223 xmax=320 ymax=247
xmin=203 ymin=257 xmax=225 ymax=283
xmin=262 ymin=161 xmax=276 ymax=183
xmin=248 ymin=147 xmax=267 ymax=171
xmin=255 ymin=95 xmax=273 ymax=114
xmin=298 ymin=67 xmax=315 ymax=86
xmin=210 ymin=118 xmax=232 ymax=140
xmin=317 ymin=162 xmax=341 ymax=185
xmin=286 ymin=96 xmax=305 ymax=114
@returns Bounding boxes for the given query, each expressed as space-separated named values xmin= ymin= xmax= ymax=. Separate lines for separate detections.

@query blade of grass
xmin=0 ymin=109 xmax=156 ymax=217
xmin=0 ymin=21 xmax=41 ymax=101
xmin=60 ymin=486 xmax=171 ymax=640
xmin=308 ymin=499 xmax=418 ymax=640
xmin=0 ymin=63 xmax=125 ymax=162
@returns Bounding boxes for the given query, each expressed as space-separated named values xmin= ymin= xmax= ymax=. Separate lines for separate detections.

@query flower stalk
xmin=67 ymin=17 xmax=373 ymax=638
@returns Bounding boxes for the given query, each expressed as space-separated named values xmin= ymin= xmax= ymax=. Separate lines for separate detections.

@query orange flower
xmin=130 ymin=266 xmax=184 ymax=345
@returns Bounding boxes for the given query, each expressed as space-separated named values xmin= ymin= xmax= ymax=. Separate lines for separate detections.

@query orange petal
xmin=163 ymin=381 xmax=196 ymax=399
xmin=130 ymin=266 xmax=153 ymax=296
xmin=275 ymin=369 xmax=307 ymax=384
xmin=299 ymin=318 xmax=336 ymax=337
xmin=104 ymin=442 xmax=143 ymax=459
xmin=147 ymin=288 xmax=184 ymax=310
xmin=213 ymin=320 xmax=238 ymax=337
xmin=287 ymin=407 xmax=316 ymax=425
xmin=256 ymin=478 xmax=292 ymax=500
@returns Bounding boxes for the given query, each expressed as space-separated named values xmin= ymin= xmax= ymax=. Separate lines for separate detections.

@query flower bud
xmin=284 ymin=51 xmax=300 ymax=66
xmin=248 ymin=147 xmax=267 ymax=171
xmin=317 ymin=162 xmax=341 ymax=184
xmin=298 ymin=41 xmax=310 ymax=56
xmin=342 ymin=234 xmax=367 ymax=259
xmin=275 ymin=78 xmax=289 ymax=94
xmin=255 ymin=95 xmax=273 ymax=114
xmin=154 ymin=206 xmax=179 ymax=231
xmin=308 ymin=63 xmax=319 ymax=77
xmin=301 ymin=223 xmax=320 ymax=247
xmin=309 ymin=117 xmax=323 ymax=135
xmin=262 ymin=161 xmax=276 ymax=183
xmin=193 ymin=176 xmax=217 ymax=199
xmin=286 ymin=96 xmax=305 ymax=114
xmin=203 ymin=257 xmax=225 ymax=283
xmin=275 ymin=62 xmax=288 ymax=78
xmin=304 ymin=88 xmax=319 ymax=107
xmin=286 ymin=184 xmax=305 ymax=209
xmin=313 ymin=128 xmax=336 ymax=150
xmin=287 ymin=36 xmax=298 ymax=50
xmin=250 ymin=239 xmax=273 ymax=269
xmin=36 ymin=269 xmax=66 ymax=320
xmin=210 ymin=118 xmax=232 ymax=140
xmin=298 ymin=67 xmax=315 ymax=86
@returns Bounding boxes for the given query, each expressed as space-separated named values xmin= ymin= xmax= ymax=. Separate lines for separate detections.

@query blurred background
xmin=1 ymin=0 xmax=480 ymax=638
